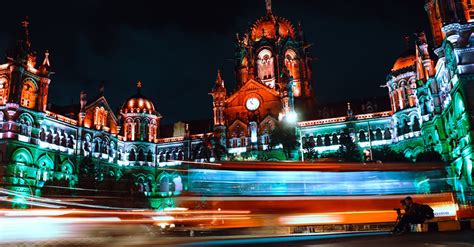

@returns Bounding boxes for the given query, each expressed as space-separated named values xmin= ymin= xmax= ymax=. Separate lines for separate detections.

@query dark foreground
xmin=184 ymin=230 xmax=473 ymax=247
xmin=3 ymin=228 xmax=472 ymax=246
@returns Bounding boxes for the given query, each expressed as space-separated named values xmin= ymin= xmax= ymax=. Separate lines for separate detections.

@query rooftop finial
xmin=347 ymin=102 xmax=353 ymax=117
xmin=265 ymin=0 xmax=272 ymax=15
xmin=137 ymin=80 xmax=142 ymax=93
xmin=21 ymin=16 xmax=31 ymax=50
xmin=99 ymin=81 xmax=105 ymax=96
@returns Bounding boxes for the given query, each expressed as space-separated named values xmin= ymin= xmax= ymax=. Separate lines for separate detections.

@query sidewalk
xmin=288 ymin=219 xmax=474 ymax=234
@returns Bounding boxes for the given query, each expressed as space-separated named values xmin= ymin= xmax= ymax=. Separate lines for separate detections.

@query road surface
xmin=183 ymin=231 xmax=474 ymax=247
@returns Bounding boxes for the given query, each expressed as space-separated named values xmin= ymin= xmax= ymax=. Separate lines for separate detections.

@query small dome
xmin=121 ymin=81 xmax=156 ymax=114
xmin=391 ymin=50 xmax=416 ymax=72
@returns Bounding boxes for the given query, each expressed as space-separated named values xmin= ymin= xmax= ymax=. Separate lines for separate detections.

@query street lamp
xmin=285 ymin=111 xmax=297 ymax=123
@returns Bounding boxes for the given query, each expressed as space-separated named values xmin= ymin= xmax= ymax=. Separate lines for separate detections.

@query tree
xmin=78 ymin=156 xmax=102 ymax=190
xmin=208 ymin=135 xmax=227 ymax=161
xmin=269 ymin=122 xmax=299 ymax=160
xmin=302 ymin=138 xmax=318 ymax=160
xmin=337 ymin=129 xmax=361 ymax=161
xmin=415 ymin=149 xmax=443 ymax=162
xmin=372 ymin=145 xmax=410 ymax=162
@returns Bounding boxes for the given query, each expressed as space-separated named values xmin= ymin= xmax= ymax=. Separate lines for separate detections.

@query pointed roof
xmin=265 ymin=0 xmax=272 ymax=15
xmin=42 ymin=50 xmax=50 ymax=67
xmin=215 ymin=69 xmax=224 ymax=88
xmin=21 ymin=17 xmax=31 ymax=51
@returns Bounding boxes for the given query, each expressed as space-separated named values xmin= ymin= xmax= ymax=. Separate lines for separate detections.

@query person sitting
xmin=392 ymin=197 xmax=433 ymax=235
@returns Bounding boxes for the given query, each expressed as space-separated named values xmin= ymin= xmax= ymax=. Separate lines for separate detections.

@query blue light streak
xmin=188 ymin=169 xmax=449 ymax=196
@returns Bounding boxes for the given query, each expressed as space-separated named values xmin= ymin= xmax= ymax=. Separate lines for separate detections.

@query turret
xmin=209 ymin=69 xmax=226 ymax=127
xmin=78 ymin=90 xmax=87 ymax=126
xmin=415 ymin=32 xmax=435 ymax=82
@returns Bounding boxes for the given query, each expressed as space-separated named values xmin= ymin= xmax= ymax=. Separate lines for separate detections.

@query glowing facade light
xmin=285 ymin=111 xmax=297 ymax=123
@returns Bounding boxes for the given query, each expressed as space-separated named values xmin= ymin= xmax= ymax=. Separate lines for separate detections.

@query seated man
xmin=392 ymin=197 xmax=426 ymax=235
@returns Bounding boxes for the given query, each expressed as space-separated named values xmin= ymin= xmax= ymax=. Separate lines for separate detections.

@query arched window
xmin=148 ymin=122 xmax=157 ymax=142
xmin=135 ymin=119 xmax=141 ymax=140
xmin=0 ymin=77 xmax=8 ymax=105
xmin=83 ymin=135 xmax=91 ymax=152
xmin=94 ymin=140 xmax=100 ymax=153
xmin=315 ymin=135 xmax=323 ymax=146
xmin=60 ymin=133 xmax=67 ymax=147
xmin=359 ymin=130 xmax=367 ymax=142
xmin=146 ymin=150 xmax=153 ymax=162
xmin=39 ymin=128 xmax=46 ymax=141
xmin=332 ymin=134 xmax=339 ymax=145
xmin=257 ymin=49 xmax=275 ymax=88
xmin=143 ymin=122 xmax=149 ymax=141
xmin=324 ymin=134 xmax=331 ymax=146
xmin=137 ymin=149 xmax=145 ymax=161
xmin=173 ymin=176 xmax=183 ymax=192
xmin=384 ymin=128 xmax=391 ymax=140
xmin=94 ymin=107 xmax=107 ymax=129
xmin=53 ymin=132 xmax=60 ymax=145
xmin=129 ymin=149 xmax=136 ymax=161
xmin=159 ymin=152 xmax=165 ymax=162
xmin=125 ymin=119 xmax=133 ymax=141
xmin=67 ymin=135 xmax=74 ymax=148
xmin=375 ymin=128 xmax=383 ymax=140
xmin=47 ymin=131 xmax=53 ymax=143
xmin=284 ymin=49 xmax=301 ymax=96
xmin=413 ymin=116 xmax=421 ymax=131
xmin=403 ymin=120 xmax=410 ymax=134
xmin=20 ymin=80 xmax=38 ymax=109
xmin=160 ymin=176 xmax=169 ymax=193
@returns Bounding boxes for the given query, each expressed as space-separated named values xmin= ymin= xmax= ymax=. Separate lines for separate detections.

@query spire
xmin=347 ymin=102 xmax=353 ymax=118
xmin=297 ymin=21 xmax=305 ymax=41
xmin=265 ymin=0 xmax=272 ymax=15
xmin=137 ymin=80 xmax=142 ymax=94
xmin=21 ymin=16 xmax=31 ymax=51
xmin=404 ymin=35 xmax=411 ymax=49
xmin=215 ymin=69 xmax=224 ymax=88
xmin=98 ymin=81 xmax=105 ymax=96
xmin=42 ymin=50 xmax=50 ymax=67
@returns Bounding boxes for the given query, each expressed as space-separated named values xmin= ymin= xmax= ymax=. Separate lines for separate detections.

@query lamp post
xmin=299 ymin=127 xmax=304 ymax=162
xmin=367 ymin=121 xmax=373 ymax=161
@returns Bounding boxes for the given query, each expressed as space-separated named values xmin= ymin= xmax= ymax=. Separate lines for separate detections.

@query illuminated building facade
xmin=295 ymin=0 xmax=474 ymax=201
xmin=0 ymin=19 xmax=208 ymax=205
xmin=210 ymin=1 xmax=315 ymax=154
xmin=0 ymin=0 xmax=473 ymax=206
xmin=209 ymin=1 xmax=474 ymax=199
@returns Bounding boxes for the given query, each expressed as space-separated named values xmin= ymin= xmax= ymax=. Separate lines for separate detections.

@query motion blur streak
xmin=183 ymin=232 xmax=391 ymax=246
xmin=187 ymin=169 xmax=449 ymax=196
xmin=0 ymin=217 xmax=120 ymax=243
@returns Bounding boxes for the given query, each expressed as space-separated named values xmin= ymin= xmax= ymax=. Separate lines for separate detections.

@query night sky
xmin=0 ymin=0 xmax=428 ymax=124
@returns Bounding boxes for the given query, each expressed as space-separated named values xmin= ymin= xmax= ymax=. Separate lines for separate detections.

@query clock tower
xmin=209 ymin=0 xmax=314 ymax=154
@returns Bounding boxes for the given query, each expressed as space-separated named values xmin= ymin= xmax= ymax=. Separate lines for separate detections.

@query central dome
xmin=250 ymin=15 xmax=296 ymax=41
xmin=121 ymin=81 xmax=156 ymax=115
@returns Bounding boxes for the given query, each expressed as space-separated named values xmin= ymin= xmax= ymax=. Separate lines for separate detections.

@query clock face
xmin=246 ymin=97 xmax=260 ymax=111
xmin=245 ymin=97 xmax=260 ymax=111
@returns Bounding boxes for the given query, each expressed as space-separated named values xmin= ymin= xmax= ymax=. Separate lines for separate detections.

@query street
xmin=183 ymin=231 xmax=474 ymax=247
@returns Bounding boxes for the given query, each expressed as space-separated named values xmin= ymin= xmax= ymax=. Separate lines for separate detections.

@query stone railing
xmin=298 ymin=111 xmax=392 ymax=127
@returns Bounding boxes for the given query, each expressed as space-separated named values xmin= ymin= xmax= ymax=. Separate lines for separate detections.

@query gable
xmin=228 ymin=119 xmax=248 ymax=137
xmin=226 ymin=79 xmax=280 ymax=104
xmin=84 ymin=96 xmax=119 ymax=122
xmin=83 ymin=96 xmax=119 ymax=134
